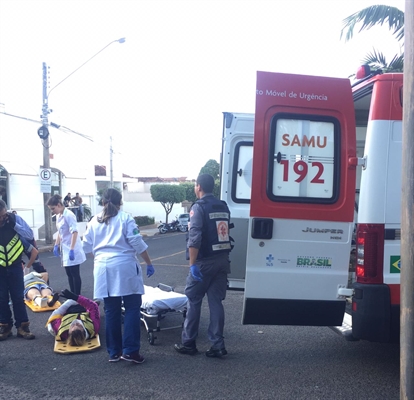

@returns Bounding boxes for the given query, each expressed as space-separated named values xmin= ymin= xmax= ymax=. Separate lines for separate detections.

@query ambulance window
xmin=231 ymin=141 xmax=253 ymax=203
xmin=267 ymin=114 xmax=339 ymax=204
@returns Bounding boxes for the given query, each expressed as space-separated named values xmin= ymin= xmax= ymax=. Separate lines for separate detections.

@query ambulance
xmin=220 ymin=68 xmax=402 ymax=342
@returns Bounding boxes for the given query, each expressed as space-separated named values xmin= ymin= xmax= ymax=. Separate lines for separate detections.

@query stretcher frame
xmin=25 ymin=299 xmax=61 ymax=312
xmin=54 ymin=334 xmax=101 ymax=354
xmin=140 ymin=283 xmax=187 ymax=345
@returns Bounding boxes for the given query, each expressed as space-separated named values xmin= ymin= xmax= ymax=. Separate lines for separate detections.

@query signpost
xmin=39 ymin=167 xmax=52 ymax=193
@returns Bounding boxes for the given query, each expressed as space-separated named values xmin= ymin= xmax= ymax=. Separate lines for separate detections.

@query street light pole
xmin=40 ymin=38 xmax=125 ymax=244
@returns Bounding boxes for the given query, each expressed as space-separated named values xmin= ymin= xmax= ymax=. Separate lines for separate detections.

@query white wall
xmin=122 ymin=201 xmax=185 ymax=223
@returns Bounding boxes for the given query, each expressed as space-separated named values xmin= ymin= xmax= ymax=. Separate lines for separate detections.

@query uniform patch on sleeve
xmin=133 ymin=228 xmax=140 ymax=235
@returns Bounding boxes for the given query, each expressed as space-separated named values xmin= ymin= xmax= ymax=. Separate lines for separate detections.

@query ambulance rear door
xmin=242 ymin=71 xmax=356 ymax=326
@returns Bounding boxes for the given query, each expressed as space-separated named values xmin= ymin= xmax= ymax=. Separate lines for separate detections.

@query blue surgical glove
xmin=190 ymin=264 xmax=203 ymax=282
xmin=146 ymin=264 xmax=155 ymax=277
xmin=53 ymin=245 xmax=60 ymax=257
xmin=69 ymin=249 xmax=75 ymax=261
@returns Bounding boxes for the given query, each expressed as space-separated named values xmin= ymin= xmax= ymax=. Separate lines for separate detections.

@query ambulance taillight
xmin=355 ymin=224 xmax=384 ymax=284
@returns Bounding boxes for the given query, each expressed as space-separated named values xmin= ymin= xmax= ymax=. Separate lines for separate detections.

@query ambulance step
xmin=329 ymin=312 xmax=359 ymax=341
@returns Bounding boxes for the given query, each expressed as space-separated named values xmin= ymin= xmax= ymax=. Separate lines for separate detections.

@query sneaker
xmin=109 ymin=354 xmax=122 ymax=363
xmin=174 ymin=343 xmax=198 ymax=355
xmin=121 ymin=352 xmax=145 ymax=364
xmin=205 ymin=347 xmax=228 ymax=358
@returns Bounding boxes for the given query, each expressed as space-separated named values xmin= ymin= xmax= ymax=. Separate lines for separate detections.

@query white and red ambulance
xmin=220 ymin=68 xmax=402 ymax=342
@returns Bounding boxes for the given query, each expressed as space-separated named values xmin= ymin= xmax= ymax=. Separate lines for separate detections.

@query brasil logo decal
xmin=390 ymin=256 xmax=401 ymax=273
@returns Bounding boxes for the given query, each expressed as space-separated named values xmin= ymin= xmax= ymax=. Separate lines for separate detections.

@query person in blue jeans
xmin=0 ymin=200 xmax=36 ymax=341
xmin=82 ymin=188 xmax=155 ymax=364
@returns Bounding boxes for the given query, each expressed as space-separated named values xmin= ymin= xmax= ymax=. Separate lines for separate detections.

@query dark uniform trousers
xmin=182 ymin=253 xmax=230 ymax=350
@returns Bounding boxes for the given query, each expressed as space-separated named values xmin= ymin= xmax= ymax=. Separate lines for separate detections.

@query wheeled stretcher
xmin=140 ymin=284 xmax=188 ymax=345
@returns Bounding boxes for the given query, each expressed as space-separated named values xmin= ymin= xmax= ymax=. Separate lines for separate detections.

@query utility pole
xmin=401 ymin=1 xmax=414 ymax=398
xmin=41 ymin=62 xmax=53 ymax=244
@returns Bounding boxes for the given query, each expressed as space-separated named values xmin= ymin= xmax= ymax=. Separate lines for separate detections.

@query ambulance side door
xmin=242 ymin=72 xmax=356 ymax=326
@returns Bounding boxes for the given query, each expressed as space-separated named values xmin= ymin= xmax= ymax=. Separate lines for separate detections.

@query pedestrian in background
xmin=63 ymin=192 xmax=73 ymax=207
xmin=47 ymin=194 xmax=86 ymax=295
xmin=72 ymin=192 xmax=84 ymax=222
xmin=82 ymin=188 xmax=155 ymax=364
xmin=175 ymin=174 xmax=231 ymax=357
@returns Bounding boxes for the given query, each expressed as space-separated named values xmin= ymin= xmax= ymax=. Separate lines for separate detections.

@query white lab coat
xmin=56 ymin=208 xmax=86 ymax=266
xmin=82 ymin=210 xmax=148 ymax=299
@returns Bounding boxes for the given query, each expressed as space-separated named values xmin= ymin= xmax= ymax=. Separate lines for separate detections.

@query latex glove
xmin=6 ymin=212 xmax=16 ymax=228
xmin=53 ymin=245 xmax=60 ymax=257
xmin=69 ymin=249 xmax=75 ymax=261
xmin=146 ymin=264 xmax=155 ymax=277
xmin=190 ymin=264 xmax=203 ymax=282
xmin=60 ymin=288 xmax=79 ymax=302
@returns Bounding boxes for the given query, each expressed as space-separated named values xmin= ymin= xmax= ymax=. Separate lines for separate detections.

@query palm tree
xmin=341 ymin=5 xmax=404 ymax=72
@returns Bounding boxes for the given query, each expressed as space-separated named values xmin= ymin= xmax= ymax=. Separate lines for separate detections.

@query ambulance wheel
xmin=148 ymin=332 xmax=155 ymax=345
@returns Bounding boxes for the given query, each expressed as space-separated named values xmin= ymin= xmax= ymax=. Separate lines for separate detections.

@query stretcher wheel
xmin=148 ymin=332 xmax=155 ymax=345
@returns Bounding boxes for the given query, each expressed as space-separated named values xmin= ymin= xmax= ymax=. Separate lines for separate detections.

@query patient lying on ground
xmin=24 ymin=272 xmax=59 ymax=308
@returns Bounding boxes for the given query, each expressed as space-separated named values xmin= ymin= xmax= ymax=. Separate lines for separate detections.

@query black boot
xmin=47 ymin=293 xmax=60 ymax=307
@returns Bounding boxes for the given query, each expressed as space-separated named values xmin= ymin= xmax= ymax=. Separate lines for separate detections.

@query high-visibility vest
xmin=55 ymin=312 xmax=95 ymax=340
xmin=0 ymin=226 xmax=24 ymax=267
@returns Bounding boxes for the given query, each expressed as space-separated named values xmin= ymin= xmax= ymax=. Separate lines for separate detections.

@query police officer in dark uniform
xmin=174 ymin=174 xmax=231 ymax=357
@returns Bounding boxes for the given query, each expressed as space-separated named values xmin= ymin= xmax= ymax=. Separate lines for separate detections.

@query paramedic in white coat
xmin=82 ymin=188 xmax=155 ymax=364
xmin=47 ymin=194 xmax=86 ymax=295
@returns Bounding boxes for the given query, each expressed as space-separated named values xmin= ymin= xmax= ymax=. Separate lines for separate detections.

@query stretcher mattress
xmin=141 ymin=285 xmax=188 ymax=315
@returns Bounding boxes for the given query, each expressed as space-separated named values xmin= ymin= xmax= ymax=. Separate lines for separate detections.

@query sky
xmin=0 ymin=0 xmax=405 ymax=180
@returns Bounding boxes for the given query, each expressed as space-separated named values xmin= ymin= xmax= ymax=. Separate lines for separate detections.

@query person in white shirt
xmin=47 ymin=195 xmax=86 ymax=295
xmin=82 ymin=188 xmax=155 ymax=364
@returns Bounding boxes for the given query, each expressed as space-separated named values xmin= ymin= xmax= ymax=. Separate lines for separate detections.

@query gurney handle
xmin=157 ymin=283 xmax=174 ymax=292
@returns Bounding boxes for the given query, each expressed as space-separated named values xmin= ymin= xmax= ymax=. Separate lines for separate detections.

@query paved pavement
xmin=36 ymin=223 xmax=160 ymax=253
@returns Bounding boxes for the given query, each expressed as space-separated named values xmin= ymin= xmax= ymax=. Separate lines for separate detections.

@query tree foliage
xmin=341 ymin=5 xmax=404 ymax=72
xmin=180 ymin=182 xmax=197 ymax=203
xmin=199 ymin=159 xmax=220 ymax=179
xmin=96 ymin=186 xmax=121 ymax=206
xmin=198 ymin=159 xmax=221 ymax=199
xmin=150 ymin=184 xmax=186 ymax=223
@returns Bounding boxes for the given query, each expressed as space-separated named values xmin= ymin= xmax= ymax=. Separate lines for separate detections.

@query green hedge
xmin=134 ymin=216 xmax=155 ymax=227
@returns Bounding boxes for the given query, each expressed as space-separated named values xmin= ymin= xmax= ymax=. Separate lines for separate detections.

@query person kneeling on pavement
xmin=0 ymin=199 xmax=36 ymax=341
xmin=46 ymin=289 xmax=100 ymax=347
xmin=24 ymin=271 xmax=60 ymax=308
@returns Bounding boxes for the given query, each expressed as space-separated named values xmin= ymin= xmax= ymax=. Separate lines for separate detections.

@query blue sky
xmin=0 ymin=0 xmax=404 ymax=179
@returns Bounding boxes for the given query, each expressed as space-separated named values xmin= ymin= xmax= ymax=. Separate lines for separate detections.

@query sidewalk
xmin=36 ymin=224 xmax=159 ymax=253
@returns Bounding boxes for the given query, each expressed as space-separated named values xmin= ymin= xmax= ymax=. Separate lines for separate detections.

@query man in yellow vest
xmin=0 ymin=200 xmax=35 ymax=340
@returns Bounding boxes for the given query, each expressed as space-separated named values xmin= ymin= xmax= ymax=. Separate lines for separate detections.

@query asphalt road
xmin=1 ymin=232 xmax=400 ymax=400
